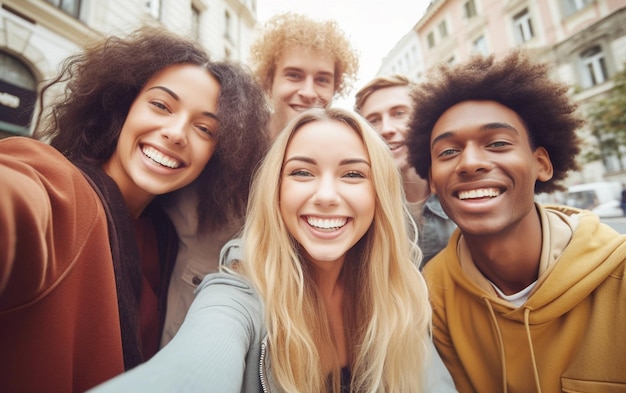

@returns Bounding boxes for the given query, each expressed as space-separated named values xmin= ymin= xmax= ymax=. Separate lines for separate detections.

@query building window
xmin=145 ymin=0 xmax=160 ymax=19
xmin=513 ymin=8 xmax=534 ymax=43
xmin=580 ymin=46 xmax=608 ymax=87
xmin=224 ymin=10 xmax=232 ymax=40
xmin=438 ymin=20 xmax=448 ymax=39
xmin=464 ymin=0 xmax=477 ymax=19
xmin=427 ymin=31 xmax=435 ymax=48
xmin=0 ymin=52 xmax=37 ymax=136
xmin=191 ymin=4 xmax=200 ymax=40
xmin=563 ymin=0 xmax=593 ymax=16
xmin=472 ymin=35 xmax=488 ymax=56
xmin=45 ymin=0 xmax=81 ymax=17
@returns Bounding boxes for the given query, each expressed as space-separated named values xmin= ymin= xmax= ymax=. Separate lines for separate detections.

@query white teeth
xmin=292 ymin=105 xmax=314 ymax=112
xmin=306 ymin=217 xmax=347 ymax=231
xmin=142 ymin=146 xmax=181 ymax=169
xmin=458 ymin=188 xmax=500 ymax=200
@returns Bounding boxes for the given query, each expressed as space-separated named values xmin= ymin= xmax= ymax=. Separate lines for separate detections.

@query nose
xmin=456 ymin=144 xmax=492 ymax=175
xmin=313 ymin=175 xmax=340 ymax=206
xmin=379 ymin=115 xmax=397 ymax=140
xmin=298 ymin=76 xmax=320 ymax=105
xmin=160 ymin=117 xmax=188 ymax=147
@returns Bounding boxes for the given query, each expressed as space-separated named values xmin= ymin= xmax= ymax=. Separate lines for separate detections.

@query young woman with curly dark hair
xmin=0 ymin=26 xmax=269 ymax=392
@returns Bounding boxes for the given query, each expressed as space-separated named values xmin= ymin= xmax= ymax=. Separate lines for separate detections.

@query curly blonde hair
xmin=239 ymin=107 xmax=432 ymax=392
xmin=249 ymin=12 xmax=359 ymax=98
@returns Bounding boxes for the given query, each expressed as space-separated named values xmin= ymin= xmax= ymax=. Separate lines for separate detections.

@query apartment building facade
xmin=377 ymin=30 xmax=425 ymax=81
xmin=0 ymin=0 xmax=257 ymax=138
xmin=380 ymin=0 xmax=626 ymax=184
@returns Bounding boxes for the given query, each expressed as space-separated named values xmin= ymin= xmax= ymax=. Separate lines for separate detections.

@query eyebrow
xmin=147 ymin=86 xmax=219 ymax=121
xmin=284 ymin=156 xmax=370 ymax=166
xmin=366 ymin=104 xmax=410 ymax=117
xmin=431 ymin=122 xmax=519 ymax=147
xmin=282 ymin=67 xmax=334 ymax=77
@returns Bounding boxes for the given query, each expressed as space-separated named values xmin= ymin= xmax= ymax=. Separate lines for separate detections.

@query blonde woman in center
xmin=91 ymin=107 xmax=456 ymax=392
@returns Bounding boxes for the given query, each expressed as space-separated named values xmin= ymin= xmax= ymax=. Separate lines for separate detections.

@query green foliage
xmin=585 ymin=65 xmax=626 ymax=164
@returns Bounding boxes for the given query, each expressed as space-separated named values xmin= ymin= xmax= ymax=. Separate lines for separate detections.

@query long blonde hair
xmin=239 ymin=107 xmax=431 ymax=392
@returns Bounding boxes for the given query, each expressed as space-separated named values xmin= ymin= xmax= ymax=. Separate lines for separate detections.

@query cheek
xmin=358 ymin=185 xmax=376 ymax=219
xmin=274 ymin=80 xmax=296 ymax=98
xmin=429 ymin=163 xmax=453 ymax=196
xmin=191 ymin=142 xmax=217 ymax=175
xmin=319 ymin=89 xmax=334 ymax=105
xmin=203 ymin=143 xmax=217 ymax=163
xmin=278 ymin=183 xmax=294 ymax=215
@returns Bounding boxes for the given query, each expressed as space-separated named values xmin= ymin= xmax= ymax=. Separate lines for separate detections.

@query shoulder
xmin=0 ymin=137 xmax=89 ymax=192
xmin=424 ymin=194 xmax=450 ymax=220
xmin=192 ymin=272 xmax=264 ymax=326
xmin=424 ymin=234 xmax=460 ymax=277
xmin=196 ymin=271 xmax=255 ymax=293
xmin=0 ymin=137 xmax=67 ymax=165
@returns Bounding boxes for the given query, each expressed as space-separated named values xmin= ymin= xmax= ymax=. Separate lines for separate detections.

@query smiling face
xmin=429 ymin=100 xmax=552 ymax=237
xmin=103 ymin=64 xmax=220 ymax=216
xmin=359 ymin=85 xmax=412 ymax=172
xmin=279 ymin=119 xmax=375 ymax=270
xmin=269 ymin=47 xmax=335 ymax=139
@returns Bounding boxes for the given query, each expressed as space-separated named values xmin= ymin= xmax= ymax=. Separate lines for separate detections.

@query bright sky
xmin=256 ymin=0 xmax=432 ymax=108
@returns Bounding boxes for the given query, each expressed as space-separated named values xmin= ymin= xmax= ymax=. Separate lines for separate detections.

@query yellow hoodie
xmin=424 ymin=204 xmax=626 ymax=393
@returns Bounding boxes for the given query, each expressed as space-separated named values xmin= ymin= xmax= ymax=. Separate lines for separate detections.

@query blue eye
xmin=290 ymin=169 xmax=312 ymax=177
xmin=439 ymin=149 xmax=457 ymax=157
xmin=344 ymin=171 xmax=365 ymax=178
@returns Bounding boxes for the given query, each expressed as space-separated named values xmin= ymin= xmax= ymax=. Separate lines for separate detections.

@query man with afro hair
xmin=406 ymin=49 xmax=626 ymax=392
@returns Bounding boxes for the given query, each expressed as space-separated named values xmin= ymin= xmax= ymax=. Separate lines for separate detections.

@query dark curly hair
xmin=34 ymin=26 xmax=270 ymax=231
xmin=407 ymin=49 xmax=584 ymax=194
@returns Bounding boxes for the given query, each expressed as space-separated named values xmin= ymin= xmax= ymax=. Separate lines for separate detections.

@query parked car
xmin=591 ymin=199 xmax=623 ymax=218
xmin=565 ymin=181 xmax=624 ymax=218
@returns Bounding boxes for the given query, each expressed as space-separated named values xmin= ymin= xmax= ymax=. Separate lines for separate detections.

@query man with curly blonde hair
xmin=249 ymin=12 xmax=359 ymax=138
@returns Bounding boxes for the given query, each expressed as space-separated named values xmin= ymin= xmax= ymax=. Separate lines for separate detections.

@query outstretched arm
xmin=89 ymin=272 xmax=265 ymax=392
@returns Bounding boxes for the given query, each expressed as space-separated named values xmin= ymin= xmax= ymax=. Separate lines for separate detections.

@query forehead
xmin=143 ymin=63 xmax=215 ymax=88
xmin=432 ymin=100 xmax=528 ymax=139
xmin=275 ymin=46 xmax=335 ymax=75
xmin=360 ymin=85 xmax=411 ymax=115
xmin=285 ymin=119 xmax=366 ymax=157
xmin=140 ymin=64 xmax=220 ymax=112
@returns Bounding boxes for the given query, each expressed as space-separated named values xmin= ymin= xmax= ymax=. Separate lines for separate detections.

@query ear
xmin=534 ymin=147 xmax=553 ymax=182
xmin=429 ymin=168 xmax=437 ymax=194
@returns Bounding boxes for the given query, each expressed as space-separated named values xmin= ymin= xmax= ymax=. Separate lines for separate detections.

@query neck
xmin=313 ymin=268 xmax=344 ymax=301
xmin=269 ymin=116 xmax=284 ymax=141
xmin=464 ymin=210 xmax=543 ymax=295
xmin=101 ymin=162 xmax=152 ymax=219
xmin=402 ymin=167 xmax=430 ymax=204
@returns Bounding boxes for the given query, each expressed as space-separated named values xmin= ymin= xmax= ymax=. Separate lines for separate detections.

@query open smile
xmin=457 ymin=187 xmax=502 ymax=200
xmin=141 ymin=145 xmax=182 ymax=169
xmin=305 ymin=216 xmax=349 ymax=232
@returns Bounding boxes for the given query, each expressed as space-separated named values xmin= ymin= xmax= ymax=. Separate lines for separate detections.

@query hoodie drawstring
xmin=483 ymin=298 xmax=508 ymax=393
xmin=524 ymin=307 xmax=542 ymax=393
xmin=483 ymin=300 xmax=544 ymax=393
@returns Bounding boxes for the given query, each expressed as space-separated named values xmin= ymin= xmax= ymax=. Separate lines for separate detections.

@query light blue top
xmin=89 ymin=272 xmax=457 ymax=392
